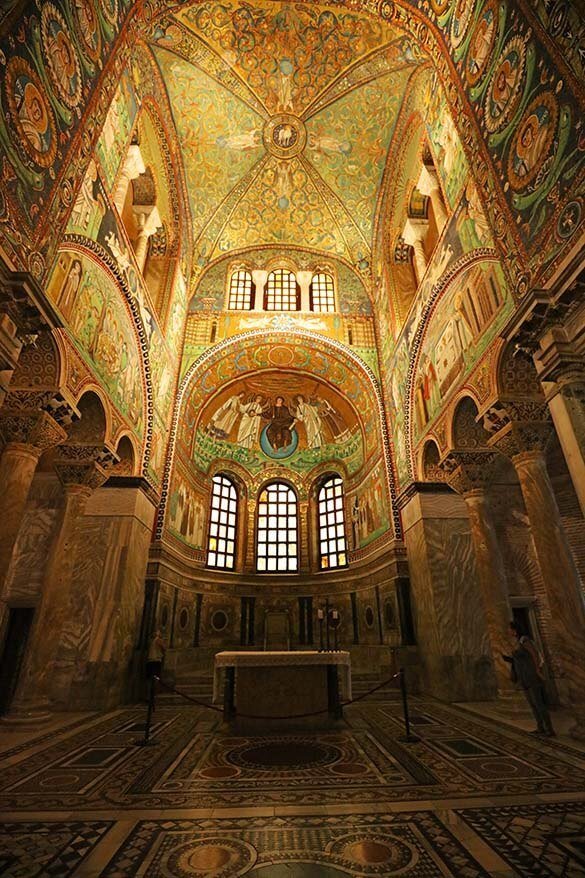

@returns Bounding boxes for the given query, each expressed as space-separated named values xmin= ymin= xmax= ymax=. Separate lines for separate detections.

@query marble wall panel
xmin=403 ymin=496 xmax=496 ymax=701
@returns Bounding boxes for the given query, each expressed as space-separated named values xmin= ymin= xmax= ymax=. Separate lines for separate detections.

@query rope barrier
xmin=135 ymin=667 xmax=419 ymax=745
xmin=154 ymin=669 xmax=401 ymax=720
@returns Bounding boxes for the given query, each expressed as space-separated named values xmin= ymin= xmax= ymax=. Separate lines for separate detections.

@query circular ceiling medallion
xmin=263 ymin=114 xmax=307 ymax=158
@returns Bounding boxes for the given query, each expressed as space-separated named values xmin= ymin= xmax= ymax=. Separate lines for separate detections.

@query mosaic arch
xmin=190 ymin=371 xmax=364 ymax=479
xmin=45 ymin=244 xmax=152 ymax=469
xmin=1 ymin=0 xmax=583 ymax=297
xmin=404 ymin=252 xmax=513 ymax=479
xmin=155 ymin=328 xmax=400 ymax=540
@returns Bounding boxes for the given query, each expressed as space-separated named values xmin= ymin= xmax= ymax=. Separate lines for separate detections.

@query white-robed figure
xmin=237 ymin=395 xmax=263 ymax=449
xmin=295 ymin=395 xmax=323 ymax=449
xmin=208 ymin=393 xmax=244 ymax=439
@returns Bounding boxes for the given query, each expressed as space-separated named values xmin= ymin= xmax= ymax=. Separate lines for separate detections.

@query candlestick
xmin=325 ymin=598 xmax=331 ymax=651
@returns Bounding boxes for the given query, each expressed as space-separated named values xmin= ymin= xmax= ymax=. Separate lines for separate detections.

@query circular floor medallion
xmin=330 ymin=832 xmax=417 ymax=874
xmin=227 ymin=736 xmax=341 ymax=770
xmin=160 ymin=837 xmax=256 ymax=878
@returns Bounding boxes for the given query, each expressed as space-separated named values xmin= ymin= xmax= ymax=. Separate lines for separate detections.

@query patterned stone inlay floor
xmin=1 ymin=696 xmax=585 ymax=876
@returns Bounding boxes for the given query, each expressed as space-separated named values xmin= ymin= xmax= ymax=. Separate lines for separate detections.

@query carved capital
xmin=53 ymin=443 xmax=119 ymax=490
xmin=488 ymin=414 xmax=552 ymax=460
xmin=0 ymin=263 xmax=62 ymax=336
xmin=0 ymin=407 xmax=67 ymax=452
xmin=439 ymin=450 xmax=497 ymax=495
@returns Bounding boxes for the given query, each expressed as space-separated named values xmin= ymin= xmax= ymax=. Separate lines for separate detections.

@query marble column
xmin=251 ymin=270 xmax=267 ymax=310
xmin=402 ymin=219 xmax=429 ymax=285
xmin=133 ymin=205 xmax=162 ymax=273
xmin=416 ymin=164 xmax=447 ymax=230
xmin=540 ymin=360 xmax=585 ymax=518
xmin=510 ymin=448 xmax=585 ymax=703
xmin=3 ymin=447 xmax=112 ymax=724
xmin=0 ymin=410 xmax=67 ymax=592
xmin=112 ymin=144 xmax=146 ymax=213
xmin=440 ymin=451 xmax=515 ymax=696
xmin=297 ymin=271 xmax=312 ymax=311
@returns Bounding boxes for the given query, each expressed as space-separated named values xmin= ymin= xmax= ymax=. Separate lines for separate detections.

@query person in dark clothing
xmin=502 ymin=622 xmax=555 ymax=737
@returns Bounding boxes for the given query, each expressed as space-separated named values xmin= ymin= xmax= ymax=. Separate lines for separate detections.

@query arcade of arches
xmin=1 ymin=1 xmax=585 ymax=875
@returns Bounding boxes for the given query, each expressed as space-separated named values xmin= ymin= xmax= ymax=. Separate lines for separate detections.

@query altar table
xmin=213 ymin=650 xmax=352 ymax=729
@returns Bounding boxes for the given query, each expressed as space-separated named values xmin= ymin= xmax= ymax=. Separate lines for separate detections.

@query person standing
xmin=503 ymin=622 xmax=555 ymax=737
xmin=146 ymin=629 xmax=166 ymax=681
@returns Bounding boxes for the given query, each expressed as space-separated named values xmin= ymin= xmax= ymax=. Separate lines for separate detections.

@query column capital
xmin=133 ymin=204 xmax=162 ymax=238
xmin=0 ymin=407 xmax=67 ymax=453
xmin=483 ymin=399 xmax=552 ymax=460
xmin=416 ymin=164 xmax=441 ymax=197
xmin=402 ymin=218 xmax=429 ymax=246
xmin=0 ymin=261 xmax=63 ymax=337
xmin=439 ymin=449 xmax=498 ymax=496
xmin=53 ymin=443 xmax=119 ymax=491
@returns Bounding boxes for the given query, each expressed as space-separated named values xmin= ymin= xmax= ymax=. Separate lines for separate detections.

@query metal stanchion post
xmin=397 ymin=667 xmax=420 ymax=743
xmin=134 ymin=673 xmax=158 ymax=747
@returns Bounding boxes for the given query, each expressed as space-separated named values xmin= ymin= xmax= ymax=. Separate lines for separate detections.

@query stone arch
xmin=449 ymin=395 xmax=491 ymax=450
xmin=496 ymin=339 xmax=545 ymax=400
xmin=156 ymin=328 xmax=400 ymax=540
xmin=420 ymin=438 xmax=442 ymax=481
xmin=112 ymin=434 xmax=138 ymax=476
xmin=8 ymin=329 xmax=64 ymax=393
xmin=68 ymin=389 xmax=108 ymax=445
xmin=54 ymin=243 xmax=151 ymax=475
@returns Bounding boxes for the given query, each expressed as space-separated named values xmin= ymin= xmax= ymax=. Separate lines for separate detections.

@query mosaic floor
xmin=2 ymin=694 xmax=585 ymax=876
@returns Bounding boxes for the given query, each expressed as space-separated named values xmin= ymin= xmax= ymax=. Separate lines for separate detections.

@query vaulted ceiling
xmin=149 ymin=1 xmax=425 ymax=269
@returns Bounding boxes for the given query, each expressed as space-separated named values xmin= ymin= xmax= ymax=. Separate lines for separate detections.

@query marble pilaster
xmin=399 ymin=483 xmax=497 ymax=702
xmin=2 ymin=447 xmax=112 ymax=724
xmin=440 ymin=451 xmax=515 ymax=696
xmin=52 ymin=477 xmax=158 ymax=709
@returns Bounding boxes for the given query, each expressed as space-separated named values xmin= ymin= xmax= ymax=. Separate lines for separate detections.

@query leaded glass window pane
xmin=310 ymin=273 xmax=335 ymax=312
xmin=207 ymin=474 xmax=238 ymax=569
xmin=318 ymin=476 xmax=348 ymax=570
xmin=228 ymin=270 xmax=253 ymax=310
xmin=256 ymin=481 xmax=298 ymax=572
xmin=265 ymin=269 xmax=299 ymax=311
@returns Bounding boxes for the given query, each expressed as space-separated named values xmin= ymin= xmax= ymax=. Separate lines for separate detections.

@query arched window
xmin=228 ymin=269 xmax=254 ymax=310
xmin=310 ymin=272 xmax=335 ymax=312
xmin=318 ymin=476 xmax=348 ymax=570
xmin=265 ymin=269 xmax=299 ymax=311
xmin=257 ymin=482 xmax=298 ymax=572
xmin=206 ymin=474 xmax=238 ymax=569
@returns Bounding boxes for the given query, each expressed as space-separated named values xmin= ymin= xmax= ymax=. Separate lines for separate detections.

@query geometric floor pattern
xmin=2 ymin=694 xmax=585 ymax=876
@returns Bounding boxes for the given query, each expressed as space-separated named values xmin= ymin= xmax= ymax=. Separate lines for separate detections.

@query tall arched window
xmin=257 ymin=482 xmax=298 ymax=572
xmin=318 ymin=476 xmax=348 ymax=569
xmin=207 ymin=474 xmax=238 ymax=569
xmin=228 ymin=269 xmax=254 ymax=310
xmin=265 ymin=269 xmax=299 ymax=311
xmin=310 ymin=272 xmax=335 ymax=312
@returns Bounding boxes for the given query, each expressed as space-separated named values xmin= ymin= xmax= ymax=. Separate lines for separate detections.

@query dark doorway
xmin=0 ymin=607 xmax=34 ymax=715
xmin=511 ymin=605 xmax=532 ymax=639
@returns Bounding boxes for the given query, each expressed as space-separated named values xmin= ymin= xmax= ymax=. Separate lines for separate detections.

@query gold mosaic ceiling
xmin=150 ymin=1 xmax=424 ymax=270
